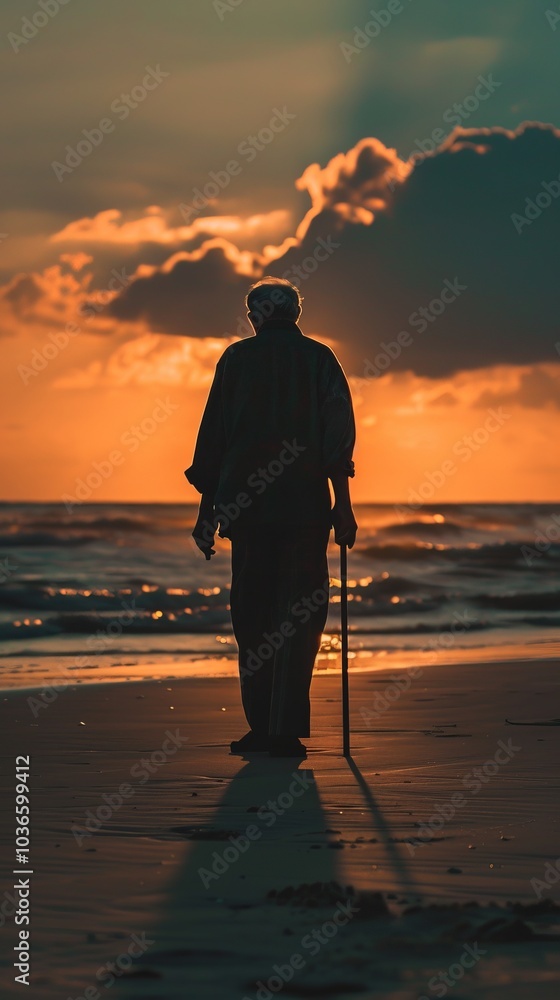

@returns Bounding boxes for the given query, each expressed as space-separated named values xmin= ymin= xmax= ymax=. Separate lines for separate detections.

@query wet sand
xmin=1 ymin=657 xmax=560 ymax=998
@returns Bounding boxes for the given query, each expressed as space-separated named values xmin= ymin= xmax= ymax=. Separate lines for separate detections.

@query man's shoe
xmin=230 ymin=731 xmax=270 ymax=754
xmin=269 ymin=737 xmax=307 ymax=758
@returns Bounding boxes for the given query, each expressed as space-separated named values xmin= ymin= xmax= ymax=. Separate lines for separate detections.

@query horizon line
xmin=1 ymin=498 xmax=558 ymax=507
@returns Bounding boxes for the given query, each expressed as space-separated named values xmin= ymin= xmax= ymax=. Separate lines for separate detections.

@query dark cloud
xmin=476 ymin=366 xmax=560 ymax=410
xmin=3 ymin=274 xmax=42 ymax=313
xmin=107 ymin=123 xmax=560 ymax=377
xmin=0 ymin=273 xmax=44 ymax=334
xmin=430 ymin=392 xmax=459 ymax=407
xmin=108 ymin=241 xmax=256 ymax=337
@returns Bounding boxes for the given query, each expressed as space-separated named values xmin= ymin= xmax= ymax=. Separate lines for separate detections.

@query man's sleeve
xmin=319 ymin=350 xmax=356 ymax=479
xmin=184 ymin=357 xmax=226 ymax=496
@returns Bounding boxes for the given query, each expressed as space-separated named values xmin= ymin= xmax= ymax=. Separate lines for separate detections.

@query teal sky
xmin=2 ymin=0 xmax=560 ymax=502
xmin=1 ymin=0 xmax=558 ymax=268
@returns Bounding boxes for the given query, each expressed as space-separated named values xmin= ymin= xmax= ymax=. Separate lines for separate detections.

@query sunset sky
xmin=2 ymin=0 xmax=560 ymax=503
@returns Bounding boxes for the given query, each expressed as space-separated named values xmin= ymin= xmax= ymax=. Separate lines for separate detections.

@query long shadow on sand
xmin=114 ymin=754 xmax=343 ymax=999
xmin=346 ymin=755 xmax=419 ymax=897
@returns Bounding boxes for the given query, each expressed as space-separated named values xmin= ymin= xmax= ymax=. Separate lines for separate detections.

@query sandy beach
xmin=4 ymin=0 xmax=560 ymax=994
xmin=1 ymin=656 xmax=560 ymax=998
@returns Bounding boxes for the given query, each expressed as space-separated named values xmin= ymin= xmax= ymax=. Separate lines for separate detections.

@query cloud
xmin=474 ymin=364 xmax=560 ymax=410
xmin=108 ymin=239 xmax=260 ymax=338
xmin=295 ymin=136 xmax=409 ymax=219
xmin=58 ymin=252 xmax=94 ymax=271
xmin=270 ymin=121 xmax=560 ymax=377
xmin=5 ymin=123 xmax=560 ymax=382
xmin=0 ymin=264 xmax=92 ymax=336
xmin=104 ymin=135 xmax=407 ymax=339
xmin=0 ymin=257 xmax=132 ymax=339
xmin=52 ymin=332 xmax=232 ymax=390
xmin=50 ymin=206 xmax=291 ymax=250
xmin=2 ymin=273 xmax=43 ymax=316
xmin=103 ymin=122 xmax=560 ymax=378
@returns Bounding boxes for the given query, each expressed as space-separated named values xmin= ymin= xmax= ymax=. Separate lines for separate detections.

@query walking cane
xmin=340 ymin=543 xmax=350 ymax=756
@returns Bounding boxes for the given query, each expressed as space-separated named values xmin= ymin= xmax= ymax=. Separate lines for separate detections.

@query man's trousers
xmin=229 ymin=523 xmax=331 ymax=737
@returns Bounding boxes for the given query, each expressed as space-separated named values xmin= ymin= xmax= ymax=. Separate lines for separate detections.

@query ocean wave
xmin=1 ymin=613 xmax=559 ymax=647
xmin=0 ymin=582 xmax=228 ymax=613
xmin=360 ymin=540 xmax=560 ymax=568
xmin=2 ymin=576 xmax=558 ymax=621
xmin=0 ymin=610 xmax=231 ymax=641
xmin=1 ymin=503 xmax=559 ymax=654
xmin=378 ymin=519 xmax=468 ymax=538
xmin=23 ymin=514 xmax=156 ymax=533
xmin=0 ymin=513 xmax=162 ymax=548
xmin=0 ymin=531 xmax=101 ymax=547
xmin=474 ymin=591 xmax=560 ymax=611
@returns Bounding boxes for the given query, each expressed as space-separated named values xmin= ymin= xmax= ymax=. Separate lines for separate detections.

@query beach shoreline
xmin=1 ymin=656 xmax=560 ymax=997
xmin=1 ymin=637 xmax=559 ymax=691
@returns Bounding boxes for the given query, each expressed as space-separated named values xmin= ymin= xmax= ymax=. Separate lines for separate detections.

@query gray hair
xmin=245 ymin=276 xmax=303 ymax=322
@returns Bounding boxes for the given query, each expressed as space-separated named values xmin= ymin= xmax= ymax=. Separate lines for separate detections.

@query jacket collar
xmin=256 ymin=318 xmax=303 ymax=336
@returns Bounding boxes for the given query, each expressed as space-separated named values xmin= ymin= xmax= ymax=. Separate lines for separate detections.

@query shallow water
xmin=0 ymin=501 xmax=559 ymax=688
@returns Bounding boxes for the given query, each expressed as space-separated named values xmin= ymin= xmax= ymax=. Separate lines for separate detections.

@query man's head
xmin=245 ymin=277 xmax=303 ymax=331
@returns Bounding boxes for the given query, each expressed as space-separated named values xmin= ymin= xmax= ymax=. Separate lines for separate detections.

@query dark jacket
xmin=185 ymin=319 xmax=355 ymax=538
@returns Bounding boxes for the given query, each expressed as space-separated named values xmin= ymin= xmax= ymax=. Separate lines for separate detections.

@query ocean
xmin=0 ymin=502 xmax=559 ymax=690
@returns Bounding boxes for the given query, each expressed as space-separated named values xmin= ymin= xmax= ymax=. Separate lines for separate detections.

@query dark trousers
xmin=229 ymin=523 xmax=331 ymax=737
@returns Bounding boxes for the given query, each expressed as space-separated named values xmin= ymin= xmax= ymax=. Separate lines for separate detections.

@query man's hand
xmin=329 ymin=471 xmax=357 ymax=548
xmin=331 ymin=502 xmax=358 ymax=548
xmin=192 ymin=520 xmax=216 ymax=560
xmin=192 ymin=494 xmax=217 ymax=560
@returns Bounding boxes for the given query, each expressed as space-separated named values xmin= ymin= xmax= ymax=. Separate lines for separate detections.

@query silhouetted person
xmin=185 ymin=277 xmax=356 ymax=756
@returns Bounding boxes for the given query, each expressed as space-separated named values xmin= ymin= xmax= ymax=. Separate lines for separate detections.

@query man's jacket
xmin=185 ymin=318 xmax=355 ymax=538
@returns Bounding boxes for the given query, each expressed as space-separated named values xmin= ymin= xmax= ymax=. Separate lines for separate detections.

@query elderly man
xmin=185 ymin=277 xmax=356 ymax=757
